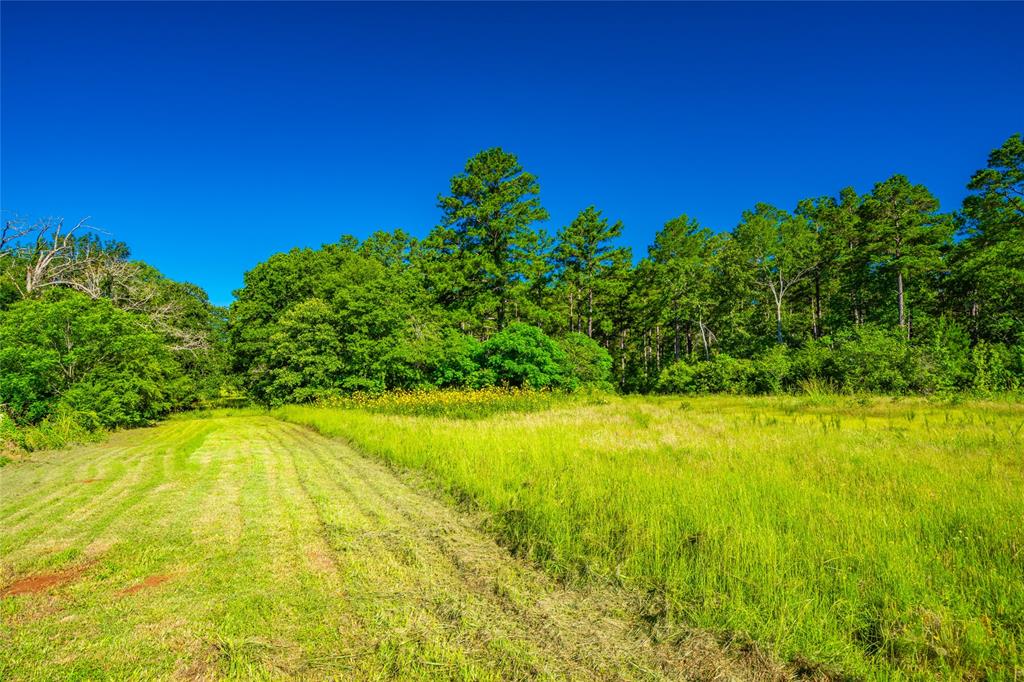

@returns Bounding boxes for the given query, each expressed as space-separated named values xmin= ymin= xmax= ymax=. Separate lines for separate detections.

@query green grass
xmin=276 ymin=395 xmax=1024 ymax=680
xmin=1 ymin=414 xmax=755 ymax=680
xmin=318 ymin=386 xmax=604 ymax=419
xmin=0 ymin=410 xmax=104 ymax=453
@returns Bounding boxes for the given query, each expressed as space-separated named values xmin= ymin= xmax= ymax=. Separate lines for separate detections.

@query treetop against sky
xmin=1 ymin=1 xmax=1022 ymax=305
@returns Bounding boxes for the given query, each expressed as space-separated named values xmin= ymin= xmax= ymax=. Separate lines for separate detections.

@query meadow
xmin=276 ymin=395 xmax=1024 ymax=680
xmin=2 ymin=395 xmax=1021 ymax=680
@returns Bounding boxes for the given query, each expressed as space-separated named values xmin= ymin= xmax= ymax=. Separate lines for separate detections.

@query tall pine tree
xmin=435 ymin=148 xmax=549 ymax=333
xmin=551 ymin=206 xmax=631 ymax=338
xmin=862 ymin=176 xmax=952 ymax=338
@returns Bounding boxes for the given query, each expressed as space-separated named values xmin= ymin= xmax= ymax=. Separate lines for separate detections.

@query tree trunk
xmin=568 ymin=291 xmax=574 ymax=333
xmin=813 ymin=275 xmax=822 ymax=339
xmin=655 ymin=324 xmax=661 ymax=371
xmin=775 ymin=301 xmax=784 ymax=344
xmin=587 ymin=289 xmax=594 ymax=338
xmin=643 ymin=331 xmax=649 ymax=376
xmin=897 ymin=269 xmax=906 ymax=334
xmin=673 ymin=317 xmax=680 ymax=362
xmin=810 ymin=295 xmax=818 ymax=340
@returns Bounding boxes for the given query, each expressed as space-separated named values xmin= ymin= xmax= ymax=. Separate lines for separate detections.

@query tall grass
xmin=0 ymin=409 xmax=104 ymax=454
xmin=316 ymin=386 xmax=603 ymax=419
xmin=276 ymin=395 xmax=1024 ymax=680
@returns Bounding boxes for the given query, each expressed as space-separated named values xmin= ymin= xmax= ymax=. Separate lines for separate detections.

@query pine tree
xmin=436 ymin=148 xmax=549 ymax=333
xmin=862 ymin=176 xmax=952 ymax=338
xmin=954 ymin=133 xmax=1024 ymax=342
xmin=551 ymin=206 xmax=631 ymax=338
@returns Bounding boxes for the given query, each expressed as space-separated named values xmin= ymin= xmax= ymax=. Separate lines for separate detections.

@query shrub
xmin=750 ymin=345 xmax=792 ymax=394
xmin=692 ymin=353 xmax=753 ymax=394
xmin=430 ymin=331 xmax=482 ymax=388
xmin=60 ymin=372 xmax=182 ymax=427
xmin=832 ymin=325 xmax=914 ymax=393
xmin=0 ymin=405 xmax=102 ymax=453
xmin=917 ymin=318 xmax=973 ymax=393
xmin=659 ymin=354 xmax=753 ymax=394
xmin=557 ymin=333 xmax=613 ymax=388
xmin=971 ymin=341 xmax=1019 ymax=394
xmin=476 ymin=323 xmax=570 ymax=389
xmin=791 ymin=337 xmax=836 ymax=384
xmin=658 ymin=360 xmax=697 ymax=394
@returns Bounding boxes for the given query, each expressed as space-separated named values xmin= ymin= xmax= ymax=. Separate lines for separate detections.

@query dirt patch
xmin=119 ymin=574 xmax=172 ymax=596
xmin=80 ymin=479 xmax=103 ymax=484
xmin=305 ymin=546 xmax=335 ymax=573
xmin=1 ymin=565 xmax=88 ymax=597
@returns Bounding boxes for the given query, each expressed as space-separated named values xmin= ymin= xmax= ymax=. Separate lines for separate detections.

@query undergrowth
xmin=315 ymin=386 xmax=607 ymax=419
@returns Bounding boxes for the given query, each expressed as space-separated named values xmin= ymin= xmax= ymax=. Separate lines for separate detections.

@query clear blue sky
xmin=2 ymin=2 xmax=1022 ymax=306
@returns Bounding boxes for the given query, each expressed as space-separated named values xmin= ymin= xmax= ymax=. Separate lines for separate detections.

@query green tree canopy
xmin=732 ymin=204 xmax=818 ymax=345
xmin=477 ymin=323 xmax=567 ymax=388
xmin=551 ymin=206 xmax=631 ymax=338
xmin=0 ymin=291 xmax=184 ymax=426
xmin=862 ymin=175 xmax=952 ymax=337
xmin=955 ymin=133 xmax=1024 ymax=342
xmin=434 ymin=148 xmax=550 ymax=332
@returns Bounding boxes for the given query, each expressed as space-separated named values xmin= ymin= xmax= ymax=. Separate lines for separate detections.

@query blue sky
xmin=2 ymin=2 xmax=1022 ymax=306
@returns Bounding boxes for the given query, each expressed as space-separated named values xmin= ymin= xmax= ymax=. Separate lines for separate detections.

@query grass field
xmin=276 ymin=396 xmax=1024 ymax=680
xmin=2 ymin=398 xmax=1022 ymax=680
xmin=0 ymin=414 xmax=770 ymax=681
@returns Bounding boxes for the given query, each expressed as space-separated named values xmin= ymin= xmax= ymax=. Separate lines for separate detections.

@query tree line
xmin=229 ymin=133 xmax=1023 ymax=402
xmin=1 ymin=134 xmax=1021 ymax=439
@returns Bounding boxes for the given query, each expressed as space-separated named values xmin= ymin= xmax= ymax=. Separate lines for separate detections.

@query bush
xmin=832 ymin=325 xmax=915 ymax=394
xmin=750 ymin=345 xmax=792 ymax=394
xmin=791 ymin=337 xmax=836 ymax=384
xmin=476 ymin=323 xmax=569 ymax=389
xmin=0 ymin=406 xmax=102 ymax=453
xmin=430 ymin=331 xmax=482 ymax=388
xmin=658 ymin=354 xmax=752 ymax=394
xmin=692 ymin=353 xmax=752 ymax=394
xmin=971 ymin=341 xmax=1020 ymax=394
xmin=60 ymin=372 xmax=185 ymax=427
xmin=658 ymin=360 xmax=697 ymax=394
xmin=557 ymin=333 xmax=613 ymax=388
xmin=917 ymin=318 xmax=973 ymax=393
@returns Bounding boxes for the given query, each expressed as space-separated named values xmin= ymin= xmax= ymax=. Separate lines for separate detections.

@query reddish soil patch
xmin=1 ymin=565 xmax=86 ymax=597
xmin=80 ymin=479 xmax=103 ymax=483
xmin=119 ymin=574 xmax=172 ymax=596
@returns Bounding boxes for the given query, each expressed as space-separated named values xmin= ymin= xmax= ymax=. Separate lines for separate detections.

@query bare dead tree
xmin=105 ymin=266 xmax=212 ymax=353
xmin=5 ymin=213 xmax=212 ymax=354
xmin=5 ymin=216 xmax=95 ymax=296
xmin=1 ymin=215 xmax=36 ymax=255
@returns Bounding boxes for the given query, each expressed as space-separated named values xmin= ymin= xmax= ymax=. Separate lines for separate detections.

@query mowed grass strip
xmin=276 ymin=396 xmax=1024 ymax=680
xmin=0 ymin=415 xmax=760 ymax=680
